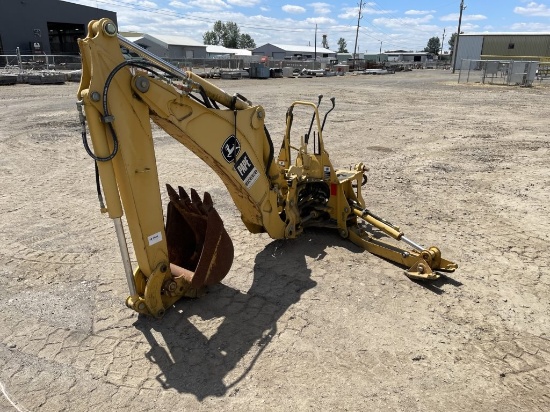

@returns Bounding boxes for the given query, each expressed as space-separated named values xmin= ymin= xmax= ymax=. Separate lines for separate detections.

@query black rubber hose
xmin=88 ymin=60 xmax=196 ymax=162
xmin=264 ymin=126 xmax=274 ymax=175
xmin=94 ymin=161 xmax=106 ymax=209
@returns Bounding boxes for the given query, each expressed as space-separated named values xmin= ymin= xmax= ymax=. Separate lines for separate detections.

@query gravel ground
xmin=0 ymin=70 xmax=549 ymax=411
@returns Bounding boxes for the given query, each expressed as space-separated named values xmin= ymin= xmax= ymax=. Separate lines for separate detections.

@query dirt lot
xmin=0 ymin=70 xmax=549 ymax=411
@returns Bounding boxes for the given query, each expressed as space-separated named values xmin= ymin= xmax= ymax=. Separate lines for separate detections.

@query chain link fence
xmin=1 ymin=53 xmax=326 ymax=74
xmin=0 ymin=53 xmax=81 ymax=72
xmin=457 ymin=59 xmax=540 ymax=86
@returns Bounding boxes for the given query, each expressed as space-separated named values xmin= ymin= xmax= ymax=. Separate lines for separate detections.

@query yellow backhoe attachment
xmin=76 ymin=19 xmax=457 ymax=317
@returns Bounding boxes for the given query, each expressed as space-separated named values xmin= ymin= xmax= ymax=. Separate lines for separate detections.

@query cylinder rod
xmin=117 ymin=34 xmax=188 ymax=81
xmin=400 ymin=235 xmax=425 ymax=252
xmin=113 ymin=218 xmax=137 ymax=296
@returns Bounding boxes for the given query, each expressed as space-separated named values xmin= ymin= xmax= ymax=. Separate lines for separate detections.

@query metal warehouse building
xmin=0 ymin=0 xmax=116 ymax=55
xmin=119 ymin=32 xmax=207 ymax=59
xmin=455 ymin=33 xmax=550 ymax=64
xmin=253 ymin=43 xmax=336 ymax=60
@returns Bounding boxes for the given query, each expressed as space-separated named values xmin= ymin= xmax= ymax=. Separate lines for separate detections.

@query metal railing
xmin=0 ymin=50 xmax=81 ymax=72
xmin=2 ymin=48 xmax=454 ymax=79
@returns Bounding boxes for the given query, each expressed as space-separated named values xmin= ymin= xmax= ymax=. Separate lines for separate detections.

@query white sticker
xmin=148 ymin=231 xmax=162 ymax=246
xmin=244 ymin=168 xmax=260 ymax=188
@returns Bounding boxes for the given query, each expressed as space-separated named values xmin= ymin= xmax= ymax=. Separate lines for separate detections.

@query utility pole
xmin=353 ymin=0 xmax=364 ymax=69
xmin=379 ymin=41 xmax=382 ymax=62
xmin=441 ymin=28 xmax=446 ymax=54
xmin=314 ymin=24 xmax=317 ymax=64
xmin=452 ymin=0 xmax=466 ymax=73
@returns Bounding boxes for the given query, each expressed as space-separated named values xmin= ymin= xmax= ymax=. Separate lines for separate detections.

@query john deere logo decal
xmin=221 ymin=135 xmax=241 ymax=163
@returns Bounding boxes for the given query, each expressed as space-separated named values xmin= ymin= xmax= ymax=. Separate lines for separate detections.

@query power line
xmin=70 ymin=0 xmax=461 ymax=51
xmin=358 ymin=27 xmax=414 ymax=51
xmin=71 ymin=0 xmax=311 ymax=33
xmin=78 ymin=0 xmax=392 ymax=49
xmin=361 ymin=1 xmax=462 ymax=49
xmin=355 ymin=14 xmax=430 ymax=50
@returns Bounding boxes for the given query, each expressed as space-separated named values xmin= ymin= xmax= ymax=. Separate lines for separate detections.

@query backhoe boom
xmin=77 ymin=19 xmax=457 ymax=317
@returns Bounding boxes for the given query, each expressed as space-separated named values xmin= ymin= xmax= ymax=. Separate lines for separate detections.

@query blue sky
xmin=66 ymin=1 xmax=550 ymax=52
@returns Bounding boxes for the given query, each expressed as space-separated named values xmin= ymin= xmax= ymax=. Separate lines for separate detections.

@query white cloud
xmin=68 ymin=0 xmax=159 ymax=9
xmin=71 ymin=0 xmax=550 ymax=54
xmin=309 ymin=2 xmax=331 ymax=15
xmin=227 ymin=0 xmax=261 ymax=6
xmin=440 ymin=13 xmax=487 ymax=22
xmin=458 ymin=23 xmax=481 ymax=32
xmin=514 ymin=2 xmax=550 ymax=16
xmin=158 ymin=10 xmax=316 ymax=46
xmin=363 ymin=6 xmax=395 ymax=15
xmin=510 ymin=21 xmax=550 ymax=30
xmin=282 ymin=5 xmax=306 ymax=14
xmin=187 ymin=0 xmax=231 ymax=12
xmin=339 ymin=5 xmax=394 ymax=19
xmin=137 ymin=1 xmax=158 ymax=7
xmin=169 ymin=1 xmax=192 ymax=9
xmin=305 ymin=16 xmax=337 ymax=25
xmin=366 ymin=14 xmax=443 ymax=51
xmin=373 ymin=15 xmax=435 ymax=29
xmin=337 ymin=8 xmax=358 ymax=19
xmin=113 ymin=0 xmax=158 ymax=6
xmin=405 ymin=10 xmax=435 ymax=16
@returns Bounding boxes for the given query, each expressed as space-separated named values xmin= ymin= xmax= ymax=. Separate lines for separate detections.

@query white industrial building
xmin=206 ymin=45 xmax=252 ymax=58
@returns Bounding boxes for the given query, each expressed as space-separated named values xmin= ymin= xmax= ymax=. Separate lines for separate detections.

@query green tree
xmin=203 ymin=21 xmax=225 ymax=45
xmin=448 ymin=32 xmax=458 ymax=53
xmin=423 ymin=36 xmax=441 ymax=55
xmin=223 ymin=21 xmax=240 ymax=48
xmin=337 ymin=37 xmax=348 ymax=53
xmin=203 ymin=21 xmax=255 ymax=49
xmin=238 ymin=33 xmax=256 ymax=49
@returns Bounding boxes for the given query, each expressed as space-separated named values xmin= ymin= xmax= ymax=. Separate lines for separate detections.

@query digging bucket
xmin=165 ymin=184 xmax=234 ymax=287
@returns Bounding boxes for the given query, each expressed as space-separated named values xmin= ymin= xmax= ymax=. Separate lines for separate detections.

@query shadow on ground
xmin=134 ymin=231 xmax=361 ymax=399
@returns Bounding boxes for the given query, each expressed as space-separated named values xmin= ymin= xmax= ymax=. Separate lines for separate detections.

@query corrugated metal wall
xmin=168 ymin=45 xmax=206 ymax=59
xmin=1 ymin=0 xmax=117 ymax=54
xmin=252 ymin=44 xmax=284 ymax=58
xmin=455 ymin=35 xmax=484 ymax=64
xmin=481 ymin=35 xmax=550 ymax=60
xmin=134 ymin=39 xmax=167 ymax=59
